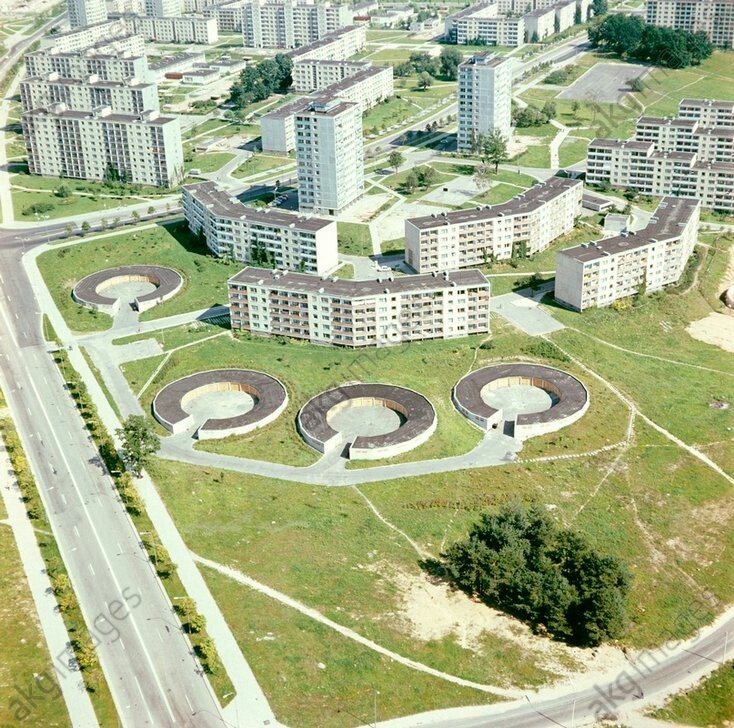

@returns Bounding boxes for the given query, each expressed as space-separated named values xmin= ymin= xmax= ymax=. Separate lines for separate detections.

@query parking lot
xmin=558 ymin=62 xmax=649 ymax=103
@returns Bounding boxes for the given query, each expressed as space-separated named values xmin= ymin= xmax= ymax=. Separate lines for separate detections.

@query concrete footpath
xmin=0 ymin=430 xmax=99 ymax=728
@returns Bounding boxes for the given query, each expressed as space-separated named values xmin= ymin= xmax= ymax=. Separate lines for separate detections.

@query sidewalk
xmin=0 ymin=429 xmax=99 ymax=728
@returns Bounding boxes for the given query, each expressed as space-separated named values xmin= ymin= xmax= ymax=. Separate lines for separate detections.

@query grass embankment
xmin=37 ymin=222 xmax=234 ymax=333
xmin=337 ymin=222 xmax=373 ymax=257
xmin=652 ymin=661 xmax=734 ymax=726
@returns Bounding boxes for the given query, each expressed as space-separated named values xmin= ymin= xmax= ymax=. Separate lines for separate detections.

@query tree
xmin=116 ymin=415 xmax=160 ymax=477
xmin=409 ymin=51 xmax=440 ymax=76
xmin=394 ymin=61 xmax=413 ymax=77
xmin=417 ymin=71 xmax=433 ymax=90
xmin=481 ymin=129 xmax=509 ymax=171
xmin=541 ymin=100 xmax=557 ymax=119
xmin=55 ymin=184 xmax=71 ymax=198
xmin=628 ymin=76 xmax=645 ymax=92
xmin=571 ymin=100 xmax=581 ymax=115
xmin=80 ymin=221 xmax=91 ymax=233
xmin=441 ymin=503 xmax=631 ymax=646
xmin=417 ymin=166 xmax=436 ymax=187
xmin=473 ymin=163 xmax=493 ymax=192
xmin=131 ymin=210 xmax=140 ymax=223
xmin=387 ymin=150 xmax=405 ymax=174
xmin=402 ymin=169 xmax=420 ymax=194
xmin=574 ymin=6 xmax=582 ymax=24
xmin=74 ymin=641 xmax=99 ymax=672
xmin=554 ymin=14 xmax=560 ymax=33
xmin=439 ymin=46 xmax=463 ymax=80
xmin=592 ymin=0 xmax=607 ymax=14
xmin=147 ymin=205 xmax=155 ymax=215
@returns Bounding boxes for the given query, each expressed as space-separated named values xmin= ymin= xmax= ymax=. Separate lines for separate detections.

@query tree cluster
xmin=395 ymin=47 xmax=464 ymax=81
xmin=513 ymin=101 xmax=556 ymax=127
xmin=588 ymin=14 xmax=713 ymax=68
xmin=401 ymin=166 xmax=438 ymax=194
xmin=441 ymin=503 xmax=631 ymax=646
xmin=228 ymin=54 xmax=292 ymax=109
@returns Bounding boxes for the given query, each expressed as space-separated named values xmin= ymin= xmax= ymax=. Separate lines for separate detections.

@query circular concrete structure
xmin=297 ymin=383 xmax=436 ymax=460
xmin=153 ymin=369 xmax=288 ymax=440
xmin=453 ymin=363 xmax=589 ymax=441
xmin=72 ymin=265 xmax=183 ymax=315
xmin=725 ymin=283 xmax=734 ymax=309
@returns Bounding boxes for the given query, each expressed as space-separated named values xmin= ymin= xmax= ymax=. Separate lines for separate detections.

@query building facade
xmin=21 ymin=73 xmax=159 ymax=115
xmin=42 ymin=20 xmax=145 ymax=54
xmin=405 ymin=177 xmax=583 ymax=273
xmin=586 ymin=98 xmax=734 ymax=211
xmin=645 ymin=0 xmax=734 ymax=47
xmin=68 ymin=0 xmax=109 ymax=29
xmin=228 ymin=267 xmax=491 ymax=347
xmin=123 ymin=14 xmax=219 ymax=43
xmin=25 ymin=47 xmax=149 ymax=83
xmin=145 ymin=0 xmax=183 ymax=16
xmin=292 ymin=58 xmax=368 ymax=93
xmin=261 ymin=64 xmax=393 ymax=153
xmin=295 ymin=98 xmax=364 ymax=215
xmin=22 ymin=104 xmax=183 ymax=187
xmin=183 ymin=181 xmax=339 ymax=275
xmin=285 ymin=25 xmax=367 ymax=62
xmin=241 ymin=0 xmax=353 ymax=49
xmin=457 ymin=53 xmax=513 ymax=151
xmin=555 ymin=197 xmax=701 ymax=311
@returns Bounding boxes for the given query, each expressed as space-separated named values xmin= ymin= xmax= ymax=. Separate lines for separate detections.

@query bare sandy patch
xmin=686 ymin=313 xmax=734 ymax=353
xmin=368 ymin=563 xmax=628 ymax=683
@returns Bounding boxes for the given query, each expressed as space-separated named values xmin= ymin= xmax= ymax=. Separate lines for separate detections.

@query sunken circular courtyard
xmin=297 ymin=383 xmax=437 ymax=460
xmin=153 ymin=369 xmax=288 ymax=440
xmin=72 ymin=265 xmax=183 ymax=315
xmin=453 ymin=363 xmax=589 ymax=440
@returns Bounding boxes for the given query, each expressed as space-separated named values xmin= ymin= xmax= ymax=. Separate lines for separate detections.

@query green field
xmin=232 ymin=154 xmax=293 ymax=179
xmin=652 ymin=661 xmax=734 ymax=726
xmin=37 ymin=222 xmax=232 ymax=333
xmin=337 ymin=221 xmax=373 ymax=256
xmin=185 ymin=152 xmax=234 ymax=174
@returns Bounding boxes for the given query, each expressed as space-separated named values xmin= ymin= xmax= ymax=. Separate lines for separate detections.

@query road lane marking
xmin=133 ymin=675 xmax=156 ymax=726
xmin=185 ymin=694 xmax=193 ymax=712
xmin=73 ymin=525 xmax=80 ymax=537
xmin=60 ymin=493 xmax=67 ymax=505
xmin=88 ymin=563 xmax=95 ymax=576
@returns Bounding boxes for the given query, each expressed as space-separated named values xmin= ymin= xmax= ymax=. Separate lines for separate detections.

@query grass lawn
xmin=232 ymin=154 xmax=293 ymax=179
xmin=363 ymin=97 xmax=418 ymax=134
xmin=185 ymin=152 xmax=235 ymax=174
xmin=382 ymin=165 xmax=454 ymax=202
xmin=0 ymin=525 xmax=71 ymax=727
xmin=37 ymin=222 xmax=232 ymax=333
xmin=558 ymin=137 xmax=589 ymax=167
xmin=510 ymin=143 xmax=551 ymax=168
xmin=12 ymin=188 xmax=139 ymax=220
xmin=337 ymin=222 xmax=373 ymax=256
xmin=381 ymin=237 xmax=405 ymax=255
xmin=652 ymin=661 xmax=734 ymax=726
xmin=472 ymin=183 xmax=523 ymax=205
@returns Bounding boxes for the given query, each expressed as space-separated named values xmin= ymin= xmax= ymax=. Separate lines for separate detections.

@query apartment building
xmin=42 ymin=20 xmax=145 ymax=54
xmin=645 ymin=0 xmax=734 ymax=47
xmin=182 ymin=181 xmax=339 ymax=274
xmin=240 ymin=0 xmax=352 ymax=49
xmin=145 ymin=0 xmax=183 ymax=15
xmin=285 ymin=25 xmax=367 ymax=61
xmin=147 ymin=50 xmax=206 ymax=80
xmin=292 ymin=58 xmax=368 ymax=93
xmin=228 ymin=267 xmax=491 ymax=347
xmin=405 ymin=177 xmax=583 ymax=273
xmin=68 ymin=0 xmax=108 ymax=29
xmin=202 ymin=0 xmax=248 ymax=31
xmin=22 ymin=104 xmax=183 ymax=187
xmin=586 ymin=99 xmax=734 ymax=211
xmin=25 ymin=47 xmax=149 ymax=83
xmin=456 ymin=10 xmax=525 ymax=46
xmin=524 ymin=5 xmax=556 ymax=40
xmin=121 ymin=14 xmax=219 ymax=43
xmin=261 ymin=64 xmax=393 ymax=153
xmin=295 ymin=98 xmax=364 ymax=215
xmin=457 ymin=53 xmax=513 ymax=151
xmin=21 ymin=74 xmax=159 ymax=115
xmin=555 ymin=196 xmax=700 ymax=311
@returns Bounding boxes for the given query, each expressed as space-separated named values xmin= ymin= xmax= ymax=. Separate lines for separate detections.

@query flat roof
xmin=589 ymin=138 xmax=653 ymax=150
xmin=287 ymin=25 xmax=362 ymax=58
xmin=558 ymin=196 xmax=700 ymax=263
xmin=680 ymin=98 xmax=734 ymax=109
xmin=23 ymin=105 xmax=175 ymax=125
xmin=295 ymin=98 xmax=358 ymax=117
xmin=229 ymin=266 xmax=489 ymax=296
xmin=460 ymin=52 xmax=511 ymax=67
xmin=637 ymin=116 xmax=698 ymax=128
xmin=184 ymin=181 xmax=334 ymax=231
xmin=149 ymin=52 xmax=206 ymax=69
xmin=294 ymin=59 xmax=369 ymax=68
xmin=406 ymin=177 xmax=581 ymax=231
xmin=23 ymin=75 xmax=154 ymax=90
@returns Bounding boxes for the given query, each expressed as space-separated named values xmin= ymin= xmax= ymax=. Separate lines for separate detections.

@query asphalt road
xmin=0 ymin=224 xmax=224 ymax=727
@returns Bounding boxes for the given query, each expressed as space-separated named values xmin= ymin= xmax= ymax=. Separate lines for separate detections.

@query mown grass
xmin=232 ymin=154 xmax=293 ymax=179
xmin=37 ymin=222 xmax=232 ymax=333
xmin=337 ymin=221 xmax=373 ymax=256
xmin=652 ymin=661 xmax=734 ymax=726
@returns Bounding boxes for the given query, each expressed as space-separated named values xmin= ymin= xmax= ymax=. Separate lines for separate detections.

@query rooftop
xmin=557 ymin=196 xmax=700 ymax=263
xmin=405 ymin=177 xmax=581 ymax=231
xmin=229 ymin=267 xmax=490 ymax=297
xmin=184 ymin=181 xmax=334 ymax=231
xmin=287 ymin=25 xmax=362 ymax=58
xmin=460 ymin=52 xmax=511 ymax=68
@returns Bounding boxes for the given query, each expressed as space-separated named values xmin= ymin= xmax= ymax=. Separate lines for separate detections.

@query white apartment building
xmin=292 ymin=58 xmax=368 ymax=93
xmin=123 ymin=14 xmax=219 ymax=43
xmin=228 ymin=267 xmax=491 ymax=347
xmin=22 ymin=104 xmax=183 ymax=187
xmin=645 ymin=0 xmax=734 ymax=47
xmin=182 ymin=181 xmax=339 ymax=274
xmin=25 ymin=47 xmax=149 ymax=83
xmin=285 ymin=24 xmax=367 ymax=61
xmin=203 ymin=0 xmax=248 ymax=31
xmin=68 ymin=0 xmax=108 ymax=28
xmin=405 ymin=177 xmax=583 ymax=273
xmin=457 ymin=53 xmax=513 ymax=151
xmin=42 ymin=20 xmax=145 ymax=54
xmin=555 ymin=196 xmax=700 ymax=311
xmin=524 ymin=5 xmax=556 ymax=41
xmin=456 ymin=10 xmax=525 ymax=46
xmin=586 ymin=99 xmax=734 ymax=211
xmin=261 ymin=64 xmax=393 ymax=153
xmin=21 ymin=73 xmax=159 ymax=115
xmin=295 ymin=98 xmax=364 ymax=215
xmin=241 ymin=0 xmax=352 ymax=48
xmin=145 ymin=0 xmax=183 ymax=16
